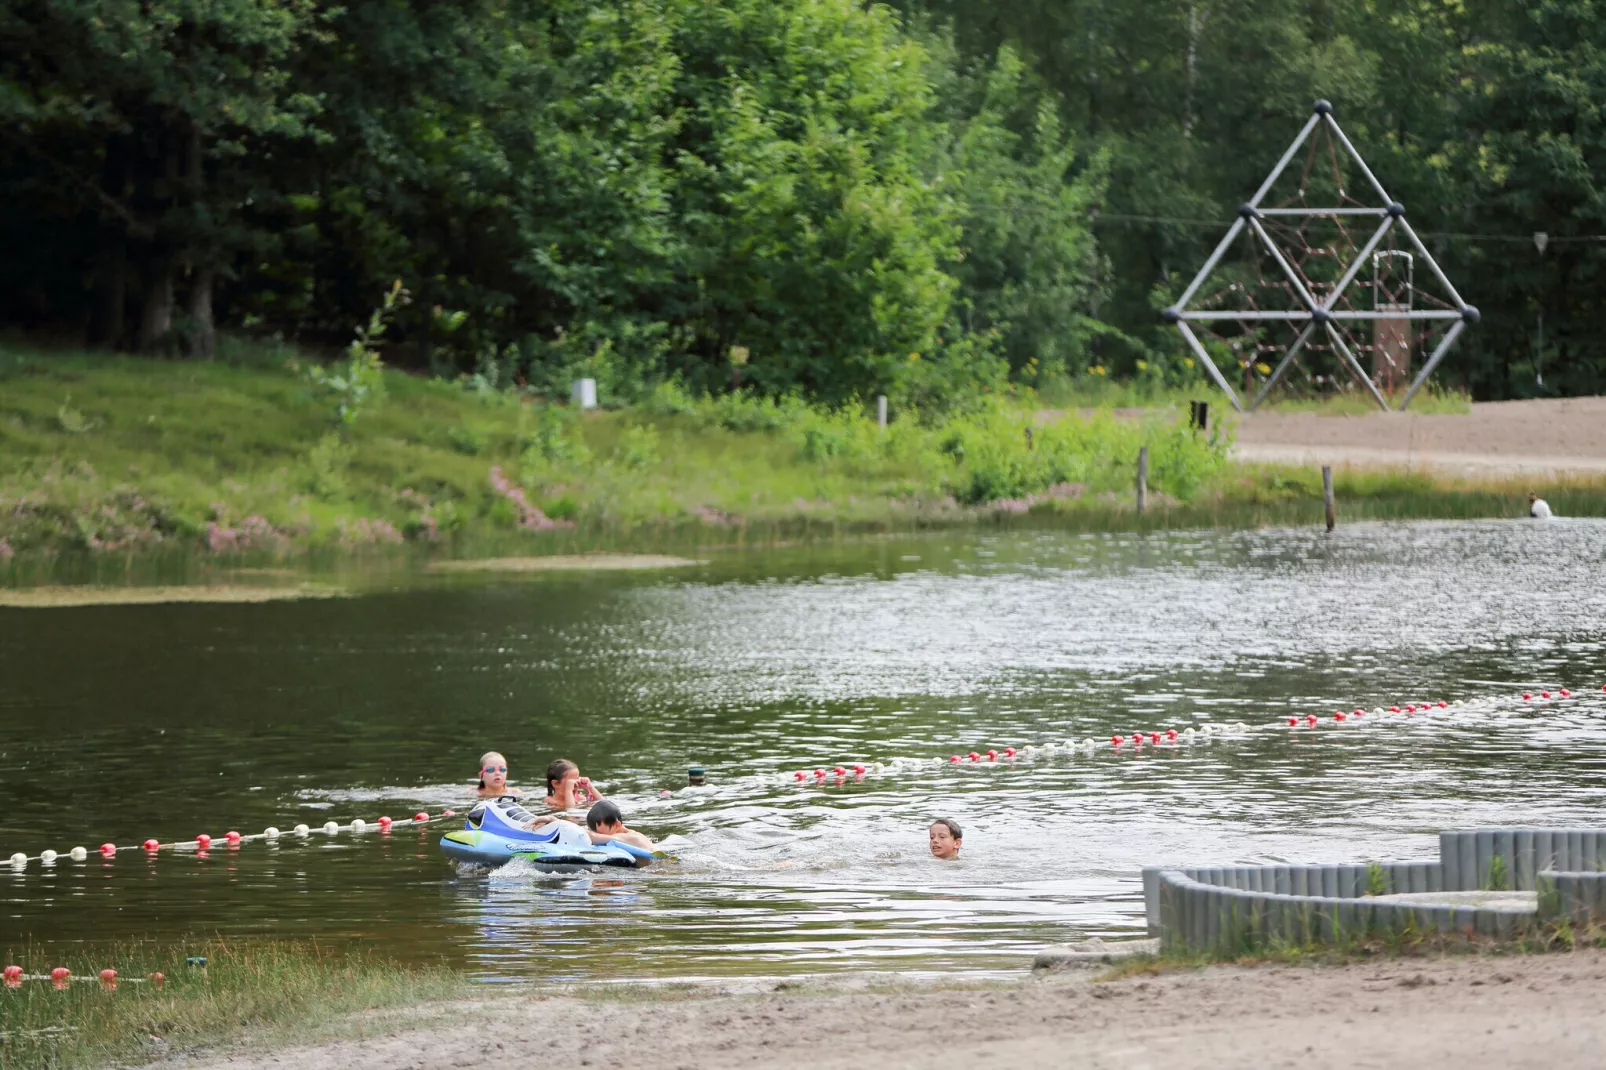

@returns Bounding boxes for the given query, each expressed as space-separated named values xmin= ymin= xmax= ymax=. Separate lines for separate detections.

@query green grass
xmin=0 ymin=337 xmax=1590 ymax=577
xmin=0 ymin=939 xmax=474 ymax=1069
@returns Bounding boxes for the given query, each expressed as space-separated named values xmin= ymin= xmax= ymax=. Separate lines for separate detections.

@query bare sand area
xmin=173 ymin=949 xmax=1606 ymax=1070
xmin=427 ymin=554 xmax=703 ymax=573
xmin=1232 ymin=395 xmax=1606 ymax=477
xmin=0 ymin=584 xmax=345 ymax=608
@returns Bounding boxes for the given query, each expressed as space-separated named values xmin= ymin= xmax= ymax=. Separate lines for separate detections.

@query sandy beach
xmin=170 ymin=947 xmax=1606 ymax=1070
xmin=1232 ymin=396 xmax=1606 ymax=476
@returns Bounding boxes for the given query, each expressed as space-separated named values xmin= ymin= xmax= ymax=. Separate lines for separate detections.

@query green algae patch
xmin=0 ymin=583 xmax=347 ymax=608
xmin=428 ymin=554 xmax=703 ymax=573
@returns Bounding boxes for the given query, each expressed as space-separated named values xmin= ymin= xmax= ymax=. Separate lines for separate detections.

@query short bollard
xmin=1136 ymin=446 xmax=1149 ymax=515
xmin=1322 ymin=465 xmax=1335 ymax=531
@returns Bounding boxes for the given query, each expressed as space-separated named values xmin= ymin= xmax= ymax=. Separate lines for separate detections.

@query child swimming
xmin=585 ymin=800 xmax=655 ymax=853
xmin=544 ymin=758 xmax=605 ymax=811
xmin=475 ymin=752 xmax=521 ymax=798
xmin=928 ymin=818 xmax=962 ymax=860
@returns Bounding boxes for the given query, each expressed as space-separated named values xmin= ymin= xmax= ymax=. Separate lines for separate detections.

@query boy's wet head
xmin=587 ymin=799 xmax=625 ymax=831
xmin=929 ymin=818 xmax=962 ymax=859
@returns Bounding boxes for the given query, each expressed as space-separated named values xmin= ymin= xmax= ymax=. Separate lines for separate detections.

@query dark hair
xmin=586 ymin=799 xmax=624 ymax=831
xmin=930 ymin=817 xmax=962 ymax=841
xmin=546 ymin=758 xmax=577 ymax=796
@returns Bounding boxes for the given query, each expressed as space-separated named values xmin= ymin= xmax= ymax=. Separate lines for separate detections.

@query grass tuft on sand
xmin=0 ymin=940 xmax=475 ymax=1068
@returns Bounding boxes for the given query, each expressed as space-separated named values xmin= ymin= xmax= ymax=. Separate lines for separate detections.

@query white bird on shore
xmin=1528 ymin=492 xmax=1553 ymax=519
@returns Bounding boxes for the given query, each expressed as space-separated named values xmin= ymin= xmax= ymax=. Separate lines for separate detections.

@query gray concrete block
xmin=1516 ymin=830 xmax=1535 ymax=890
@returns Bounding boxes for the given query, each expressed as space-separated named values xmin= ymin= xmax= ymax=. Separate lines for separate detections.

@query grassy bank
xmin=0 ymin=940 xmax=474 ymax=1068
xmin=0 ymin=340 xmax=1594 ymax=576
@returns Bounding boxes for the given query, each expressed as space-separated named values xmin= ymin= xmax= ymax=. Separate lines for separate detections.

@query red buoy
xmin=832 ymin=767 xmax=846 ymax=777
xmin=1354 ymin=709 xmax=1365 ymax=716
xmin=986 ymin=750 xmax=997 ymax=761
xmin=99 ymin=843 xmax=116 ymax=857
xmin=1542 ymin=691 xmax=1552 ymax=699
xmin=814 ymin=769 xmax=826 ymax=779
xmin=1523 ymin=693 xmax=1533 ymax=700
xmin=1305 ymin=714 xmax=1318 ymax=725
xmin=377 ymin=817 xmax=393 ymax=828
xmin=1166 ymin=730 xmax=1178 ymax=740
xmin=50 ymin=967 xmax=70 ymax=989
xmin=1389 ymin=706 xmax=1400 ymax=713
xmin=968 ymin=752 xmax=980 ymax=762
xmin=443 ymin=809 xmax=457 ymax=817
xmin=142 ymin=839 xmax=160 ymax=852
xmin=1559 ymin=690 xmax=1571 ymax=698
xmin=950 ymin=755 xmax=961 ymax=763
xmin=853 ymin=764 xmax=866 ymax=776
xmin=414 ymin=812 xmax=430 ymax=822
xmin=99 ymin=968 xmax=117 ymax=991
xmin=1149 ymin=733 xmax=1161 ymax=744
xmin=1004 ymin=747 xmax=1017 ymax=758
xmin=195 ymin=834 xmax=212 ymax=849
xmin=794 ymin=771 xmax=806 ymax=781
xmin=225 ymin=831 xmax=242 ymax=844
xmin=1335 ymin=713 xmax=1346 ymax=721
xmin=3 ymin=965 xmax=21 ymax=988
xmin=148 ymin=972 xmax=165 ymax=990
xmin=1112 ymin=735 xmax=1124 ymax=746
xmin=1288 ymin=717 xmax=1298 ymax=726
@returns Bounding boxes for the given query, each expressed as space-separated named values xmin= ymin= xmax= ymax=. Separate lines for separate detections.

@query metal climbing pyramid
xmin=1165 ymin=100 xmax=1477 ymax=412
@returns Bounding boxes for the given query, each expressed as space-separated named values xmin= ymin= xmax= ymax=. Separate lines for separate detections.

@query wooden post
xmin=876 ymin=394 xmax=887 ymax=430
xmin=1322 ymin=465 xmax=1335 ymax=531
xmin=1136 ymin=446 xmax=1149 ymax=515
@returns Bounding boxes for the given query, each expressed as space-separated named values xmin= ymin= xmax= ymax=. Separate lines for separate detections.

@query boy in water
xmin=928 ymin=818 xmax=963 ymax=860
xmin=586 ymin=800 xmax=656 ymax=853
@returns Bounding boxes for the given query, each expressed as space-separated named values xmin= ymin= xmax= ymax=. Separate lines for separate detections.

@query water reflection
xmin=2 ymin=520 xmax=1605 ymax=979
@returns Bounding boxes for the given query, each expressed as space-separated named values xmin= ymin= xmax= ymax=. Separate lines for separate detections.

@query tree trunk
xmin=88 ymin=133 xmax=134 ymax=349
xmin=184 ymin=123 xmax=216 ymax=359
xmin=188 ymin=266 xmax=215 ymax=359
xmin=139 ymin=258 xmax=175 ymax=350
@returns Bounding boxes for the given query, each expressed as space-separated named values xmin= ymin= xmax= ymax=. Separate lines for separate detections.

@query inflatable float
xmin=439 ymin=796 xmax=657 ymax=870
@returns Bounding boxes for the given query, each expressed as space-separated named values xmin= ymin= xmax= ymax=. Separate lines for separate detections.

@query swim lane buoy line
xmin=439 ymin=796 xmax=658 ymax=870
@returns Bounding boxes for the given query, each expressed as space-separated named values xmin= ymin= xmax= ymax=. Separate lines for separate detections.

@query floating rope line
xmin=4 ymin=685 xmax=1603 ymax=867
xmin=772 ymin=684 xmax=1606 ymax=787
xmin=4 ymin=811 xmax=453 ymax=870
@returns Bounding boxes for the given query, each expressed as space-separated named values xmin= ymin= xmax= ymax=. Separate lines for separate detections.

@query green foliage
xmin=305 ymin=282 xmax=408 ymax=429
xmin=613 ymin=424 xmax=662 ymax=469
xmin=1365 ymin=862 xmax=1391 ymax=897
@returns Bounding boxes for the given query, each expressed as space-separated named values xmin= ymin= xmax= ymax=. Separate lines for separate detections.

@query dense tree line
xmin=4 ymin=1 xmax=1606 ymax=402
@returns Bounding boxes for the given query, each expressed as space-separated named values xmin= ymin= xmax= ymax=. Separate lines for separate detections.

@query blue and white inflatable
xmin=439 ymin=796 xmax=657 ymax=870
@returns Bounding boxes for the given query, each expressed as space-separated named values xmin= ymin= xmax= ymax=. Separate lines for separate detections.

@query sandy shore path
xmin=1232 ymin=396 xmax=1606 ymax=476
xmin=173 ymin=948 xmax=1606 ymax=1069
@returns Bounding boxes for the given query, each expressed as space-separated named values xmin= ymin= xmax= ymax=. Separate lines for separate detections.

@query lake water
xmin=3 ymin=521 xmax=1606 ymax=982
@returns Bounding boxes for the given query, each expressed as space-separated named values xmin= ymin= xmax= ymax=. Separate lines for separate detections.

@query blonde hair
xmin=478 ymin=751 xmax=508 ymax=789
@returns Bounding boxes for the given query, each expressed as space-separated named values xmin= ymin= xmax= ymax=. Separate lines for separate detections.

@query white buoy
xmin=322 ymin=821 xmax=339 ymax=835
xmin=40 ymin=850 xmax=57 ymax=865
xmin=1182 ymin=727 xmax=1197 ymax=739
xmin=1082 ymin=738 xmax=1097 ymax=750
xmin=9 ymin=853 xmax=26 ymax=868
xmin=69 ymin=847 xmax=87 ymax=861
xmin=932 ymin=757 xmax=944 ymax=765
xmin=350 ymin=819 xmax=366 ymax=832
xmin=293 ymin=824 xmax=310 ymax=837
xmin=1234 ymin=722 xmax=1249 ymax=731
xmin=264 ymin=827 xmax=280 ymax=840
xmin=871 ymin=762 xmax=885 ymax=774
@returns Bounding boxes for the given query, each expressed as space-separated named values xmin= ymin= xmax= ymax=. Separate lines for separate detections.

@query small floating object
xmin=853 ymin=764 xmax=866 ymax=776
xmin=143 ymin=839 xmax=160 ymax=852
xmin=185 ymin=957 xmax=207 ymax=968
xmin=1165 ymin=729 xmax=1178 ymax=741
xmin=986 ymin=750 xmax=997 ymax=761
xmin=1373 ymin=707 xmax=1385 ymax=715
xmin=50 ymin=967 xmax=70 ymax=990
xmin=69 ymin=847 xmax=87 ymax=861
xmin=322 ymin=821 xmax=339 ymax=834
xmin=1404 ymin=704 xmax=1416 ymax=712
xmin=1354 ymin=709 xmax=1366 ymax=716
xmin=793 ymin=771 xmax=806 ymax=781
xmin=949 ymin=755 xmax=960 ymax=763
xmin=195 ymin=835 xmax=211 ymax=850
xmin=293 ymin=824 xmax=310 ymax=837
xmin=1149 ymin=733 xmax=1161 ymax=744
xmin=1305 ymin=715 xmax=1318 ymax=725
xmin=967 ymin=752 xmax=980 ymax=762
xmin=1082 ymin=738 xmax=1098 ymax=749
xmin=225 ymin=831 xmax=242 ymax=845
xmin=872 ymin=762 xmax=885 ymax=773
xmin=1542 ymin=691 xmax=1552 ymax=699
xmin=831 ymin=767 xmax=845 ymax=778
xmin=1389 ymin=706 xmax=1401 ymax=713
xmin=1437 ymin=700 xmax=1447 ymax=707
xmin=8 ymin=852 xmax=25 ymax=868
xmin=1559 ymin=690 xmax=1571 ymax=698
xmin=148 ymin=972 xmax=165 ymax=990
xmin=3 ymin=965 xmax=21 ymax=988
xmin=351 ymin=819 xmax=366 ymax=832
xmin=443 ymin=810 xmax=457 ymax=817
xmin=99 ymin=843 xmax=116 ymax=857
xmin=1523 ymin=693 xmax=1533 ymax=700
xmin=1111 ymin=735 xmax=1124 ymax=747
xmin=1334 ymin=713 xmax=1346 ymax=721
xmin=377 ymin=817 xmax=392 ymax=830
xmin=414 ymin=812 xmax=430 ymax=822
xmin=1004 ymin=747 xmax=1016 ymax=758
xmin=264 ymin=827 xmax=280 ymax=839
xmin=1180 ymin=728 xmax=1195 ymax=740
xmin=40 ymin=849 xmax=57 ymax=865
xmin=99 ymin=969 xmax=117 ymax=991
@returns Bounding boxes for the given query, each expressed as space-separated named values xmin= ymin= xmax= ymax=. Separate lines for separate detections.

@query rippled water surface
xmin=4 ymin=521 xmax=1606 ymax=981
